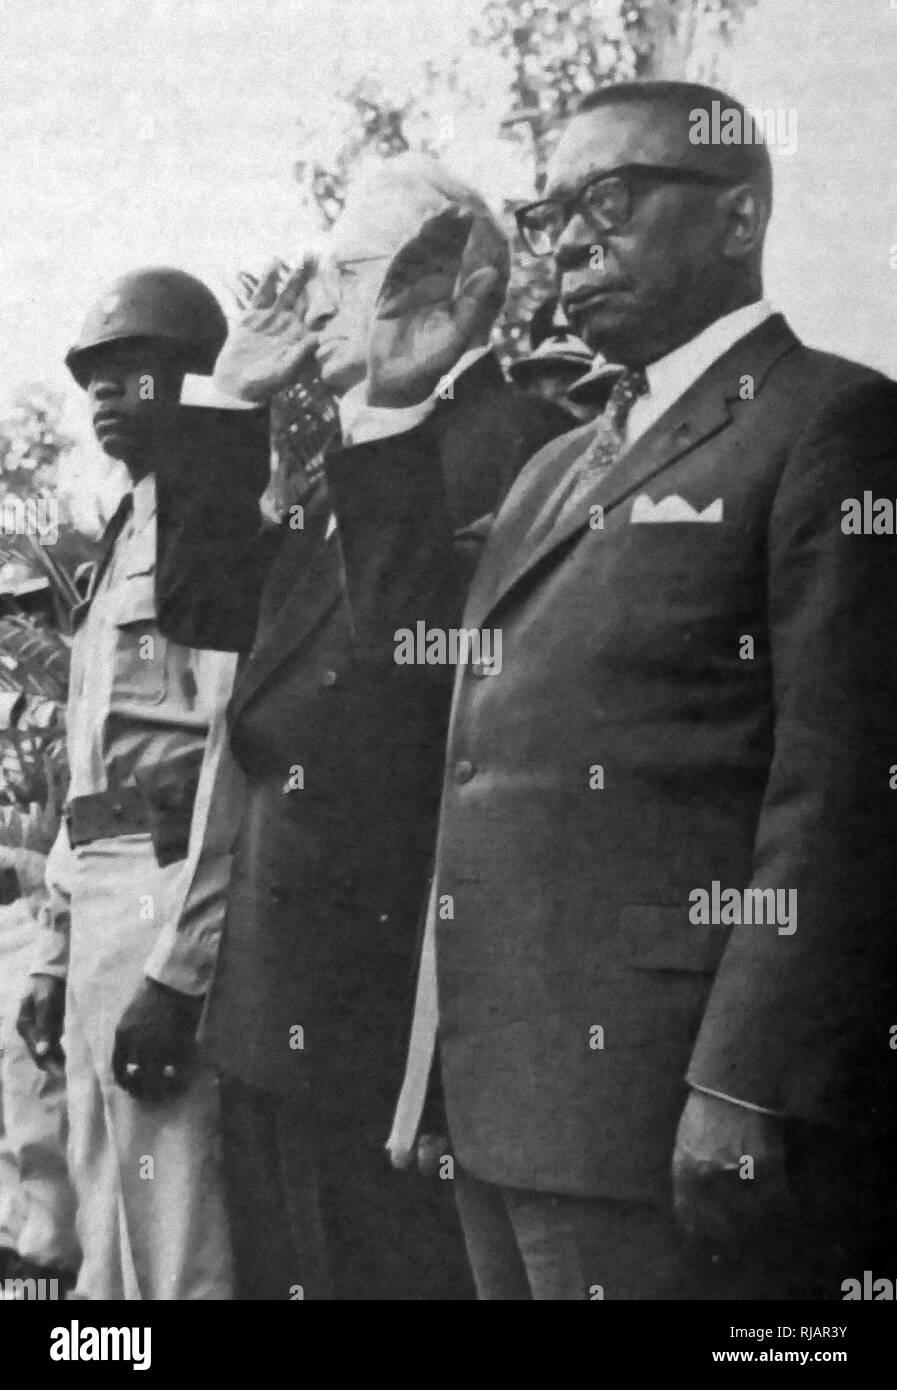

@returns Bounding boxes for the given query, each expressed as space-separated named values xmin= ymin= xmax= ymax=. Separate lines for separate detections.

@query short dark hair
xmin=576 ymin=80 xmax=772 ymax=203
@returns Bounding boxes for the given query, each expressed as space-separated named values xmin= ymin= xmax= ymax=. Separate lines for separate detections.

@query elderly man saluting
xmin=173 ymin=154 xmax=571 ymax=1299
xmin=388 ymin=81 xmax=897 ymax=1299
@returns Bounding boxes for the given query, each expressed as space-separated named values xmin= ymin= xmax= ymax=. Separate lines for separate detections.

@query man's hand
xmin=415 ymin=1132 xmax=452 ymax=1178
xmin=672 ymin=1089 xmax=789 ymax=1254
xmin=213 ymin=257 xmax=320 ymax=403
xmin=112 ymin=979 xmax=203 ymax=1103
xmin=367 ymin=208 xmax=501 ymax=408
xmin=388 ymin=1131 xmax=452 ymax=1176
xmin=17 ymin=975 xmax=66 ymax=1070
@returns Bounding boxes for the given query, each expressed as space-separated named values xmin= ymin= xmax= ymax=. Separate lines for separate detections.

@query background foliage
xmin=0 ymin=388 xmax=80 ymax=847
xmin=291 ymin=0 xmax=756 ymax=360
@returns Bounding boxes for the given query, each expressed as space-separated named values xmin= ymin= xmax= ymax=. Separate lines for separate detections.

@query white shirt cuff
xmin=690 ymin=1082 xmax=785 ymax=1117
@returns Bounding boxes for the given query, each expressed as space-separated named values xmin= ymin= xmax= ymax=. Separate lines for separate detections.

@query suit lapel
xmin=228 ymin=476 xmax=344 ymax=722
xmin=465 ymin=314 xmax=799 ymax=630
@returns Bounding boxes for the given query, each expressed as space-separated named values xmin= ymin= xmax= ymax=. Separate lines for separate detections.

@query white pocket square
xmin=630 ymin=493 xmax=723 ymax=523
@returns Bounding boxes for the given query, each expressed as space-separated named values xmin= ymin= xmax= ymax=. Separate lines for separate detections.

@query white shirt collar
xmin=637 ymin=300 xmax=774 ymax=431
xmin=338 ymin=344 xmax=493 ymax=447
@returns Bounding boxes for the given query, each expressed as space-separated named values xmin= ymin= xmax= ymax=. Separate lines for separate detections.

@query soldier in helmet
xmin=16 ymin=267 xmax=241 ymax=1300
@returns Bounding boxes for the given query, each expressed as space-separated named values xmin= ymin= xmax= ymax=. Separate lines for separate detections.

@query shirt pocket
xmin=112 ymin=573 xmax=168 ymax=705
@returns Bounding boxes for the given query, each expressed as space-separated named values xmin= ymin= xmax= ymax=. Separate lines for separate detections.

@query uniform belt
xmin=65 ymin=786 xmax=149 ymax=845
xmin=65 ymin=755 xmax=201 ymax=867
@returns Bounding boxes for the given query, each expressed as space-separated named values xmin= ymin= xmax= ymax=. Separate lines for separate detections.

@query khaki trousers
xmin=64 ymin=834 xmax=232 ymax=1300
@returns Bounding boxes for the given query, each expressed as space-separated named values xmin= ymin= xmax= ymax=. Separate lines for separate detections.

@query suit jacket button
xmin=454 ymin=759 xmax=475 ymax=784
xmin=321 ymin=669 xmax=338 ymax=687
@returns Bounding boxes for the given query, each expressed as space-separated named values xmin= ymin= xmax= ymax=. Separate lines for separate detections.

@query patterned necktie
xmin=549 ymin=367 xmax=649 ymax=533
xmin=578 ymin=366 xmax=649 ymax=477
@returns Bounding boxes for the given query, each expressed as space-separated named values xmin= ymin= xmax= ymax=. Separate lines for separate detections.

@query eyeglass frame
xmin=515 ymin=163 xmax=736 ymax=256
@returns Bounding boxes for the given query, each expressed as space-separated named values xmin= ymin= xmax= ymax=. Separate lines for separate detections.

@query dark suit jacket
xmin=154 ymin=403 xmax=274 ymax=653
xmin=197 ymin=353 xmax=571 ymax=1101
xmin=426 ymin=315 xmax=897 ymax=1202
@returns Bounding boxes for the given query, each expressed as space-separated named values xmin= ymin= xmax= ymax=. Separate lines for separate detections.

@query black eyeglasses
xmin=515 ymin=164 xmax=734 ymax=256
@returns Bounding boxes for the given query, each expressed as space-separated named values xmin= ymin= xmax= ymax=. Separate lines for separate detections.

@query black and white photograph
xmin=0 ymin=0 xmax=895 ymax=1361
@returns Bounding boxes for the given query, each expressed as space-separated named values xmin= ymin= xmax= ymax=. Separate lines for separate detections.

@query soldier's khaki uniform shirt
xmin=33 ymin=474 xmax=242 ymax=995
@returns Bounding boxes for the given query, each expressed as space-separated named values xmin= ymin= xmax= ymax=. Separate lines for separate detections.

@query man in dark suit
xmin=171 ymin=155 xmax=571 ymax=1299
xmin=388 ymin=81 xmax=897 ymax=1298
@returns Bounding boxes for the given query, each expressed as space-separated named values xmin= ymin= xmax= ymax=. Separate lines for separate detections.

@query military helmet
xmin=65 ymin=267 xmax=228 ymax=388
xmin=508 ymin=331 xmax=595 ymax=385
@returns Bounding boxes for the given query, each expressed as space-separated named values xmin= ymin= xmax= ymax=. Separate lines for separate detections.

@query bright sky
xmin=1 ymin=0 xmax=894 ymax=444
xmin=717 ymin=1 xmax=897 ymax=381
xmin=0 ymin=0 xmax=494 ymax=417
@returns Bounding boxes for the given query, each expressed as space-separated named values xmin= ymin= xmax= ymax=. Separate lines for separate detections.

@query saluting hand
xmin=367 ymin=208 xmax=501 ymax=409
xmin=213 ymin=257 xmax=320 ymax=403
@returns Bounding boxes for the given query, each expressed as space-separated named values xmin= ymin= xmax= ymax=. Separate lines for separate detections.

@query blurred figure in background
xmin=509 ymin=296 xmax=621 ymax=421
xmin=0 ymin=693 xmax=79 ymax=1296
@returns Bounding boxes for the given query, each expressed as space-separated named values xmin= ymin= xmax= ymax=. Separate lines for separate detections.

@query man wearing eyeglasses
xmin=168 ymin=155 xmax=571 ymax=1299
xmin=388 ymin=80 xmax=897 ymax=1298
